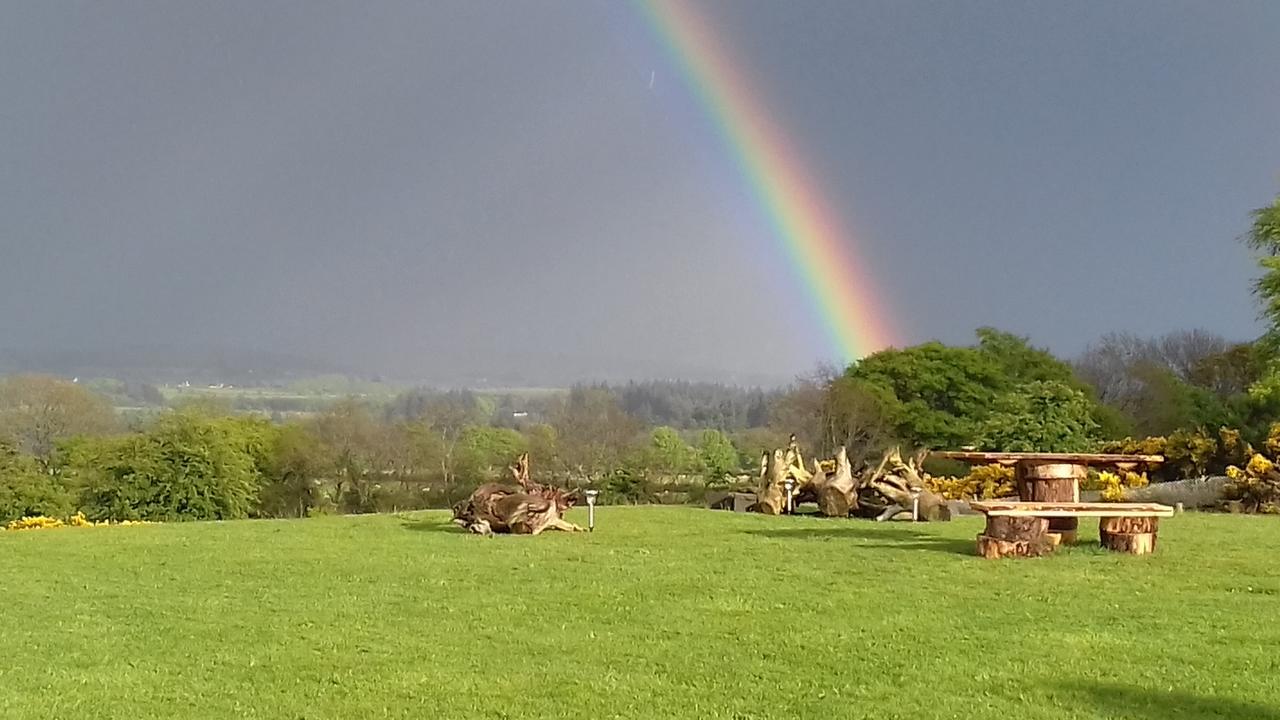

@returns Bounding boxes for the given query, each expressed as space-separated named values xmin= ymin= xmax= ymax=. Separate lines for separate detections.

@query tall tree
xmin=1246 ymin=193 xmax=1280 ymax=346
xmin=0 ymin=374 xmax=117 ymax=465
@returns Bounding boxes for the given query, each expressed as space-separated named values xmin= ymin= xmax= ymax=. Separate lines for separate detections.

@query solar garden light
xmin=584 ymin=489 xmax=599 ymax=531
xmin=783 ymin=477 xmax=795 ymax=514
xmin=910 ymin=487 xmax=922 ymax=522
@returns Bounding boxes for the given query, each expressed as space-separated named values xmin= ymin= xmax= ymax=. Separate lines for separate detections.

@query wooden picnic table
xmin=931 ymin=451 xmax=1165 ymax=544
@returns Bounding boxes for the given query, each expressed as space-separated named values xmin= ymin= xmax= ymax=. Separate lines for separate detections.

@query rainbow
xmin=636 ymin=0 xmax=897 ymax=363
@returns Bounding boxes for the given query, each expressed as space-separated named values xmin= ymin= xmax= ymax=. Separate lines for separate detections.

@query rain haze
xmin=3 ymin=0 xmax=1279 ymax=386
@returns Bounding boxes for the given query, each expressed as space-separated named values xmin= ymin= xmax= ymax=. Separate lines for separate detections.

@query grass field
xmin=4 ymin=508 xmax=1280 ymax=719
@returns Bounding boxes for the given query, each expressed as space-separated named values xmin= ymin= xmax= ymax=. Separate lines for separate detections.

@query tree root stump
xmin=976 ymin=515 xmax=1056 ymax=559
xmin=1099 ymin=516 xmax=1159 ymax=555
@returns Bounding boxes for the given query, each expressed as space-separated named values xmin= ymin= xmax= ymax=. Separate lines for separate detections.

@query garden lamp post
xmin=910 ymin=488 xmax=921 ymax=522
xmin=585 ymin=489 xmax=599 ymax=531
xmin=783 ymin=478 xmax=795 ymax=514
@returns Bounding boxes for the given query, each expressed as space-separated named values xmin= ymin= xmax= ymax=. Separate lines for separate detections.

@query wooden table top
xmin=969 ymin=500 xmax=1175 ymax=518
xmin=932 ymin=451 xmax=1163 ymax=465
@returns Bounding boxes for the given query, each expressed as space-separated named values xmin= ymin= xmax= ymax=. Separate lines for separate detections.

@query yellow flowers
xmin=1087 ymin=470 xmax=1147 ymax=502
xmin=1247 ymin=454 xmax=1275 ymax=476
xmin=4 ymin=512 xmax=151 ymax=531
xmin=1082 ymin=470 xmax=1149 ymax=502
xmin=5 ymin=515 xmax=66 ymax=531
xmin=925 ymin=464 xmax=1016 ymax=500
xmin=1225 ymin=450 xmax=1280 ymax=514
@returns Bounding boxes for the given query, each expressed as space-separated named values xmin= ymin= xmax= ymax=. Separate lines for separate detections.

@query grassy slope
xmin=3 ymin=509 xmax=1279 ymax=719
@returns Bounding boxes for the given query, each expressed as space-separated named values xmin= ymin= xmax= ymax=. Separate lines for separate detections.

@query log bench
xmin=969 ymin=501 xmax=1175 ymax=558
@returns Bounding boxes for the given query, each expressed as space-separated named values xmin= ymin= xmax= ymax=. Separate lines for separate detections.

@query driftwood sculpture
xmin=451 ymin=453 xmax=585 ymax=536
xmin=750 ymin=435 xmax=820 ymax=514
xmin=750 ymin=438 xmax=951 ymax=522
xmin=852 ymin=448 xmax=952 ymax=522
xmin=752 ymin=448 xmax=789 ymax=515
xmin=809 ymin=446 xmax=858 ymax=517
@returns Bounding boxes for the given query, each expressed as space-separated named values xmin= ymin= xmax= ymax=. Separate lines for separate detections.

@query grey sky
xmin=2 ymin=1 xmax=1278 ymax=384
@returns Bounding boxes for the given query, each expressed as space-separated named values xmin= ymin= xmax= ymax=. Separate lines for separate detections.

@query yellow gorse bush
xmin=1086 ymin=470 xmax=1149 ymax=502
xmin=1225 ymin=451 xmax=1280 ymax=514
xmin=4 ymin=512 xmax=152 ymax=531
xmin=925 ymin=464 xmax=1016 ymax=500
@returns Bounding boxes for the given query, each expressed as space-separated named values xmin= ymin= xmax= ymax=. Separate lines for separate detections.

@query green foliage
xmin=1246 ymin=194 xmax=1280 ymax=347
xmin=601 ymin=467 xmax=654 ymax=504
xmin=78 ymin=412 xmax=270 ymax=522
xmin=644 ymin=426 xmax=697 ymax=475
xmin=0 ymin=442 xmax=74 ymax=522
xmin=846 ymin=330 xmax=1108 ymax=451
xmin=551 ymin=386 xmax=642 ymax=476
xmin=695 ymin=429 xmax=740 ymax=480
xmin=1190 ymin=343 xmax=1269 ymax=399
xmin=456 ymin=425 xmax=527 ymax=481
xmin=975 ymin=327 xmax=1078 ymax=385
xmin=258 ymin=423 xmax=335 ymax=518
xmin=974 ymin=381 xmax=1100 ymax=452
xmin=1126 ymin=363 xmax=1236 ymax=436
xmin=521 ymin=423 xmax=560 ymax=471
xmin=849 ymin=341 xmax=1006 ymax=448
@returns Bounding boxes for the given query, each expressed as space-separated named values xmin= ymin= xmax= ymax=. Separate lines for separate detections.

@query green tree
xmin=974 ymin=381 xmax=1101 ymax=452
xmin=644 ymin=426 xmax=696 ymax=475
xmin=848 ymin=341 xmax=1007 ymax=448
xmin=1125 ymin=364 xmax=1235 ymax=436
xmin=0 ymin=374 xmax=117 ymax=465
xmin=1246 ymin=193 xmax=1280 ymax=345
xmin=1190 ymin=342 xmax=1269 ymax=399
xmin=695 ymin=429 xmax=740 ymax=480
xmin=521 ymin=423 xmax=560 ymax=474
xmin=259 ymin=423 xmax=335 ymax=518
xmin=975 ymin=327 xmax=1077 ymax=385
xmin=550 ymin=386 xmax=641 ymax=479
xmin=456 ymin=426 xmax=527 ymax=482
xmin=820 ymin=376 xmax=897 ymax=464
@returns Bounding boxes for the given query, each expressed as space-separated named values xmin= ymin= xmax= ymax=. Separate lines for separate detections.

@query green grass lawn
xmin=4 ymin=508 xmax=1279 ymax=719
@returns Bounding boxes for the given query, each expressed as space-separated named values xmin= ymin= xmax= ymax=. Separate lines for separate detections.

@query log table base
xmin=976 ymin=515 xmax=1057 ymax=559
xmin=970 ymin=502 xmax=1173 ymax=557
xmin=1099 ymin=516 xmax=1159 ymax=555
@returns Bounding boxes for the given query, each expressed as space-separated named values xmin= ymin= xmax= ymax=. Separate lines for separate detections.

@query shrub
xmin=1100 ymin=427 xmax=1252 ymax=483
xmin=5 ymin=511 xmax=152 ymax=531
xmin=925 ymin=464 xmax=1015 ymax=500
xmin=1083 ymin=470 xmax=1150 ymax=502
xmin=1224 ymin=454 xmax=1280 ymax=514
xmin=0 ymin=442 xmax=75 ymax=523
xmin=78 ymin=413 xmax=266 ymax=522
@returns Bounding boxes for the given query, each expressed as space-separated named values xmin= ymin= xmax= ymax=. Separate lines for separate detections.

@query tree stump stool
xmin=1099 ymin=516 xmax=1159 ymax=555
xmin=1017 ymin=463 xmax=1084 ymax=545
xmin=976 ymin=515 xmax=1057 ymax=559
